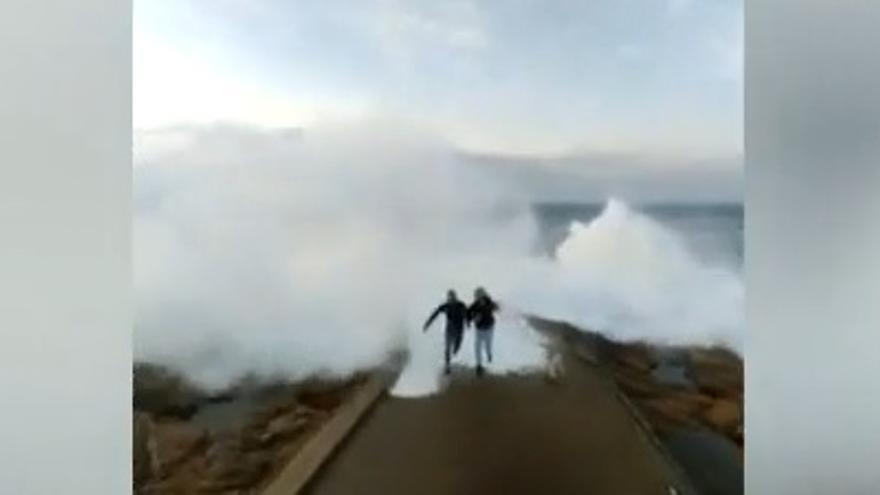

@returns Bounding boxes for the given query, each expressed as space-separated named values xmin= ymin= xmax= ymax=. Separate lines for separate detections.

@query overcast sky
xmin=135 ymin=0 xmax=741 ymax=159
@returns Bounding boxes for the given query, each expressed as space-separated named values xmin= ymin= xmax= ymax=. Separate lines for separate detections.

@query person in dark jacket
xmin=467 ymin=287 xmax=499 ymax=376
xmin=423 ymin=289 xmax=468 ymax=375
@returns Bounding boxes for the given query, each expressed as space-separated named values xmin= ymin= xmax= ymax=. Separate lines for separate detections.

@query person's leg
xmin=474 ymin=330 xmax=483 ymax=370
xmin=485 ymin=328 xmax=494 ymax=363
xmin=452 ymin=328 xmax=463 ymax=355
xmin=444 ymin=330 xmax=452 ymax=373
xmin=475 ymin=330 xmax=488 ymax=373
xmin=474 ymin=330 xmax=481 ymax=366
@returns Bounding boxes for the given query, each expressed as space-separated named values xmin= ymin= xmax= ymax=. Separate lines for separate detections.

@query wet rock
xmin=201 ymin=437 xmax=273 ymax=491
xmin=701 ymin=399 xmax=742 ymax=437
xmin=610 ymin=342 xmax=657 ymax=373
xmin=641 ymin=393 xmax=713 ymax=426
xmin=613 ymin=369 xmax=669 ymax=398
xmin=131 ymin=370 xmax=362 ymax=493
xmin=146 ymin=474 xmax=204 ymax=495
xmin=134 ymin=363 xmax=204 ymax=419
xmin=690 ymin=347 xmax=741 ymax=368
xmin=251 ymin=397 xmax=301 ymax=425
xmin=258 ymin=413 xmax=312 ymax=446
xmin=688 ymin=348 xmax=743 ymax=398
xmin=204 ymin=390 xmax=236 ymax=404
xmin=297 ymin=381 xmax=350 ymax=411
xmin=133 ymin=412 xmax=156 ymax=487
xmin=150 ymin=421 xmax=209 ymax=478
xmin=133 ymin=416 xmax=210 ymax=494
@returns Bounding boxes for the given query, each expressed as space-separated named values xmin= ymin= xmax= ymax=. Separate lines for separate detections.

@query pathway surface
xmin=304 ymin=346 xmax=689 ymax=495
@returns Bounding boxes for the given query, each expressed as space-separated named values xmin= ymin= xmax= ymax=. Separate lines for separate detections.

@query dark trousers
xmin=444 ymin=327 xmax=464 ymax=366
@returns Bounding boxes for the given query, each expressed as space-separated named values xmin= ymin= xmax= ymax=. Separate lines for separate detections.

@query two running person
xmin=423 ymin=287 xmax=500 ymax=376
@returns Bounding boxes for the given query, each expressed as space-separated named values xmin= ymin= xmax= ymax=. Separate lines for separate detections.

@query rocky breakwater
xmin=528 ymin=317 xmax=743 ymax=494
xmin=133 ymin=363 xmax=365 ymax=494
xmin=606 ymin=343 xmax=743 ymax=452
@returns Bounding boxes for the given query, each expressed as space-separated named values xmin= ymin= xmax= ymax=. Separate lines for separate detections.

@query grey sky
xmin=135 ymin=0 xmax=742 ymax=159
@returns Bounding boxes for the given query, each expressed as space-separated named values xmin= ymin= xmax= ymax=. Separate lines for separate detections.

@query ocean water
xmin=533 ymin=202 xmax=744 ymax=269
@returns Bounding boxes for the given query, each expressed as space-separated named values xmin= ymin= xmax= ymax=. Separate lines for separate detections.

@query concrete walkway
xmin=304 ymin=348 xmax=689 ymax=495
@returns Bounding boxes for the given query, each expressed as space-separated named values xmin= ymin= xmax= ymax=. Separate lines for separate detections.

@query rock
xmin=243 ymin=400 xmax=323 ymax=449
xmin=131 ymin=370 xmax=359 ymax=493
xmin=688 ymin=348 xmax=743 ymax=398
xmin=133 ymin=412 xmax=156 ymax=487
xmin=150 ymin=420 xmax=209 ymax=478
xmin=298 ymin=387 xmax=345 ymax=411
xmin=572 ymin=341 xmax=599 ymax=365
xmin=133 ymin=413 xmax=214 ymax=494
xmin=614 ymin=369 xmax=669 ymax=398
xmin=252 ymin=399 xmax=300 ymax=426
xmin=204 ymin=390 xmax=236 ymax=404
xmin=611 ymin=342 xmax=657 ymax=373
xmin=641 ymin=392 xmax=714 ymax=427
xmin=202 ymin=440 xmax=273 ymax=491
xmin=146 ymin=475 xmax=204 ymax=495
xmin=690 ymin=347 xmax=741 ymax=368
xmin=701 ymin=399 xmax=742 ymax=437
xmin=133 ymin=363 xmax=204 ymax=419
xmin=258 ymin=412 xmax=312 ymax=446
xmin=641 ymin=398 xmax=697 ymax=425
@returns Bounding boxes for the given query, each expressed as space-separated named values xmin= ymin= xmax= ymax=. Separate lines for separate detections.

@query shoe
xmin=476 ymin=365 xmax=485 ymax=377
xmin=444 ymin=365 xmax=451 ymax=375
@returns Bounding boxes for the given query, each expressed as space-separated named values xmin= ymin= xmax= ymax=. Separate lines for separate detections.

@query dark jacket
xmin=467 ymin=297 xmax=499 ymax=330
xmin=424 ymin=301 xmax=468 ymax=332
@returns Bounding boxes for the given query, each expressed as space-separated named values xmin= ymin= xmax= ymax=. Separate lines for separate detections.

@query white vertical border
xmin=747 ymin=0 xmax=880 ymax=492
xmin=0 ymin=0 xmax=131 ymax=493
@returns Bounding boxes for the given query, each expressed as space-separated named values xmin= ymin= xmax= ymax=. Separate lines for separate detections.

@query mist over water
xmin=134 ymin=124 xmax=743 ymax=395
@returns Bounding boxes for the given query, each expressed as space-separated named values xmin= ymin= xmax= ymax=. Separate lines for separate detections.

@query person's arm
xmin=423 ymin=304 xmax=444 ymax=332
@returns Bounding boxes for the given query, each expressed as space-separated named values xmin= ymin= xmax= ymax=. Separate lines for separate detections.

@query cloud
xmin=616 ymin=43 xmax=645 ymax=60
xmin=667 ymin=0 xmax=694 ymax=15
xmin=135 ymin=0 xmax=742 ymax=159
xmin=373 ymin=0 xmax=489 ymax=55
xmin=133 ymin=34 xmax=369 ymax=129
xmin=713 ymin=9 xmax=744 ymax=83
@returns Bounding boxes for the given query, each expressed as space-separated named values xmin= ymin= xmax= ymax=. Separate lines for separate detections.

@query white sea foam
xmin=134 ymin=125 xmax=743 ymax=396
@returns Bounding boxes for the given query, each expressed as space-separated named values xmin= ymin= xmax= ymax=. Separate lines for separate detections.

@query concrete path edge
xmin=585 ymin=358 xmax=702 ymax=495
xmin=261 ymin=371 xmax=395 ymax=495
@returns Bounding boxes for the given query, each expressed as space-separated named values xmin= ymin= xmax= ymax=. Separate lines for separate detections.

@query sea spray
xmin=134 ymin=124 xmax=540 ymax=391
xmin=392 ymin=199 xmax=744 ymax=396
xmin=135 ymin=125 xmax=742 ymax=396
xmin=390 ymin=310 xmax=547 ymax=397
xmin=510 ymin=198 xmax=744 ymax=353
